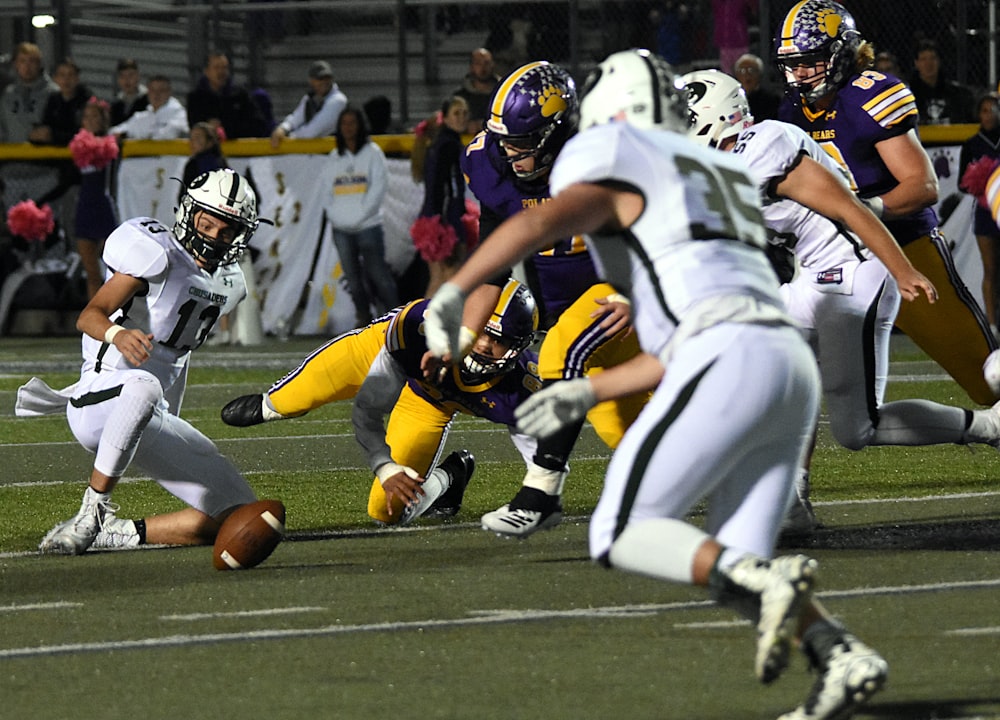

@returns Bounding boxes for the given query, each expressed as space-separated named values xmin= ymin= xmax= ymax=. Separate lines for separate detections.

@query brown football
xmin=213 ymin=499 xmax=286 ymax=571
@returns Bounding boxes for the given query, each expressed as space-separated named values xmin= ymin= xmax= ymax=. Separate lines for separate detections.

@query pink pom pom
xmin=69 ymin=129 xmax=119 ymax=169
xmin=7 ymin=200 xmax=55 ymax=242
xmin=411 ymin=214 xmax=458 ymax=262
xmin=960 ymin=156 xmax=1000 ymax=209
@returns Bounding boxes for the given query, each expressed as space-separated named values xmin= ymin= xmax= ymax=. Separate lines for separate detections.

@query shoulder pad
xmin=103 ymin=218 xmax=170 ymax=278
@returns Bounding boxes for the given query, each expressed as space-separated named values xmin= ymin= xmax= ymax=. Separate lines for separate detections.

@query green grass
xmin=1 ymin=334 xmax=999 ymax=720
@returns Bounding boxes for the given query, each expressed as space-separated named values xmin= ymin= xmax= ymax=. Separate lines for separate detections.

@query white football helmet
xmin=683 ymin=69 xmax=754 ymax=148
xmin=174 ymin=168 xmax=260 ymax=268
xmin=579 ymin=49 xmax=688 ymax=133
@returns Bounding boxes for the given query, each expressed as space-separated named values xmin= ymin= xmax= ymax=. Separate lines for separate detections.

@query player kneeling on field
xmin=221 ymin=279 xmax=543 ymax=527
xmin=16 ymin=169 xmax=275 ymax=556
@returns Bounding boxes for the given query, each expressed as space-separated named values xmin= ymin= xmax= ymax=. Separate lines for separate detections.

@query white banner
xmin=117 ymin=155 xmax=421 ymax=337
xmin=114 ymin=145 xmax=984 ymax=337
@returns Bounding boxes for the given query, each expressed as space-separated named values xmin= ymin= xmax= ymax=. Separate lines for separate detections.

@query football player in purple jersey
xmin=776 ymin=0 xmax=999 ymax=406
xmin=432 ymin=61 xmax=648 ymax=538
xmin=220 ymin=280 xmax=542 ymax=526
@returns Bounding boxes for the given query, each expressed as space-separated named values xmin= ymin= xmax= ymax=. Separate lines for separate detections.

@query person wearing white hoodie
xmin=324 ymin=103 xmax=398 ymax=325
xmin=109 ymin=75 xmax=189 ymax=140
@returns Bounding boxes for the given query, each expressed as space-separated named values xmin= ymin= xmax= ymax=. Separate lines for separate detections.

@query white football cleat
xmin=39 ymin=487 xmax=115 ymax=555
xmin=724 ymin=554 xmax=817 ymax=684
xmin=779 ymin=635 xmax=888 ymax=720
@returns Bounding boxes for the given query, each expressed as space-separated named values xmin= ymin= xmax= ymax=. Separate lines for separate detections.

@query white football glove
xmin=424 ymin=282 xmax=469 ymax=359
xmin=515 ymin=378 xmax=597 ymax=439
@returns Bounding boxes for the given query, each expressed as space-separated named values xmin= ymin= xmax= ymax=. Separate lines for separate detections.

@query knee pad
xmin=95 ymin=375 xmax=163 ymax=477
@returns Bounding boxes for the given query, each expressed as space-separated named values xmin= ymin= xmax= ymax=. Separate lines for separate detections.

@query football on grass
xmin=213 ymin=499 xmax=286 ymax=571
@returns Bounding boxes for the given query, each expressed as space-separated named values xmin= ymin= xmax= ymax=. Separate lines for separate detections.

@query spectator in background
xmin=182 ymin=122 xmax=228 ymax=192
xmin=249 ymin=86 xmax=276 ymax=136
xmin=109 ymin=75 xmax=189 ymax=140
xmin=186 ymin=51 xmax=268 ymax=139
xmin=269 ymin=60 xmax=347 ymax=148
xmin=648 ymin=1 xmax=690 ymax=66
xmin=452 ymin=48 xmax=500 ymax=135
xmin=874 ymin=50 xmax=903 ymax=80
xmin=959 ymin=92 xmax=1000 ymax=332
xmin=712 ymin=0 xmax=756 ymax=76
xmin=0 ymin=51 xmax=11 ymax=97
xmin=323 ymin=105 xmax=398 ymax=326
xmin=363 ymin=95 xmax=404 ymax=135
xmin=0 ymin=42 xmax=57 ymax=143
xmin=911 ymin=39 xmax=975 ymax=125
xmin=733 ymin=53 xmax=780 ymax=121
xmin=109 ymin=58 xmax=147 ymax=127
xmin=31 ymin=58 xmax=92 ymax=146
xmin=410 ymin=95 xmax=471 ymax=295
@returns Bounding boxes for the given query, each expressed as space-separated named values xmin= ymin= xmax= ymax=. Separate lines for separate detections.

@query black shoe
xmin=425 ymin=450 xmax=475 ymax=518
xmin=221 ymin=394 xmax=267 ymax=426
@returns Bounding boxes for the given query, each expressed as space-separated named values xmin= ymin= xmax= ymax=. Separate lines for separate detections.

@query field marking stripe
xmin=161 ymin=606 xmax=326 ymax=621
xmin=1 ymin=578 xmax=997 ymax=659
xmin=0 ymin=602 xmax=83 ymax=613
xmin=818 ymin=578 xmax=1000 ymax=597
xmin=944 ymin=626 xmax=1000 ymax=636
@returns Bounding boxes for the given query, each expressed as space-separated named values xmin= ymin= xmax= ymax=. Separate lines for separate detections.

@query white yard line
xmin=0 ymin=601 xmax=83 ymax=613
xmin=0 ymin=578 xmax=996 ymax=659
xmin=161 ymin=607 xmax=327 ymax=621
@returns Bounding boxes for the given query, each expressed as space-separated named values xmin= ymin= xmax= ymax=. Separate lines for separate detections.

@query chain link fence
xmin=2 ymin=1 xmax=996 ymax=124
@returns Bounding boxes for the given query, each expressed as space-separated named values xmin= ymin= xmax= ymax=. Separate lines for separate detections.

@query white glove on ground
xmin=515 ymin=378 xmax=597 ymax=439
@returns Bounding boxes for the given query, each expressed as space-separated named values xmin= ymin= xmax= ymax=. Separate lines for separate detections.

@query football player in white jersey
xmin=423 ymin=49 xmax=888 ymax=720
xmin=16 ymin=168 xmax=265 ymax=555
xmin=686 ymin=69 xmax=1000 ymax=537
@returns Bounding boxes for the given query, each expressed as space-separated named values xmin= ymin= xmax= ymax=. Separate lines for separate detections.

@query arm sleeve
xmin=352 ymin=347 xmax=408 ymax=472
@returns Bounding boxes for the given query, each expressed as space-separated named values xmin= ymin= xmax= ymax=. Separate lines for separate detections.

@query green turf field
xmin=1 ymin=335 xmax=998 ymax=720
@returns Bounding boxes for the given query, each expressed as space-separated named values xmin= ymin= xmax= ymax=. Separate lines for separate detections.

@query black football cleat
xmin=221 ymin=393 xmax=283 ymax=427
xmin=425 ymin=449 xmax=475 ymax=518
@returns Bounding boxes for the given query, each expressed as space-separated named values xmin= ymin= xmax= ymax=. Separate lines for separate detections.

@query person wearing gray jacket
xmin=0 ymin=42 xmax=57 ymax=143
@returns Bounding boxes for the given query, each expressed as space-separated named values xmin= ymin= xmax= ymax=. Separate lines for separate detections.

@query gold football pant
xmin=538 ymin=283 xmax=649 ymax=449
xmin=266 ymin=319 xmax=452 ymax=524
xmin=895 ymin=232 xmax=998 ymax=406
xmin=268 ymin=320 xmax=390 ymax=415
xmin=366 ymin=384 xmax=454 ymax=523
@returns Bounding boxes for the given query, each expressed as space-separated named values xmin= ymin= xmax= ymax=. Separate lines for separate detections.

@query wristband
xmin=861 ymin=196 xmax=884 ymax=218
xmin=458 ymin=326 xmax=477 ymax=356
xmin=376 ymin=462 xmax=420 ymax=484
xmin=104 ymin=325 xmax=124 ymax=344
